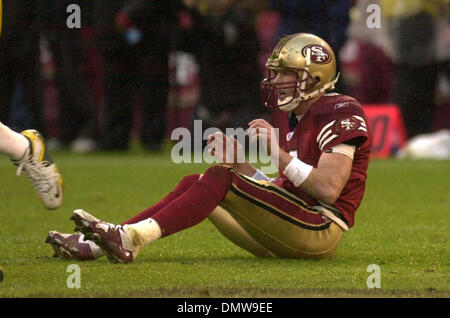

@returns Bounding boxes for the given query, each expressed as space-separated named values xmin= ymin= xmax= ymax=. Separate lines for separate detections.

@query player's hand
xmin=207 ymin=132 xmax=245 ymax=166
xmin=248 ymin=119 xmax=280 ymax=157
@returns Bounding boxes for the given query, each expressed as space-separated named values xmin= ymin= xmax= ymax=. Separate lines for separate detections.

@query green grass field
xmin=0 ymin=150 xmax=448 ymax=298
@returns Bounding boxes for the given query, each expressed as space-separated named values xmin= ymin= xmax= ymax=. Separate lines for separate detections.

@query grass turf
xmin=0 ymin=151 xmax=448 ymax=297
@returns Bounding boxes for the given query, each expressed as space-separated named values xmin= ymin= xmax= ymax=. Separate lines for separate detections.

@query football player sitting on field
xmin=46 ymin=33 xmax=372 ymax=262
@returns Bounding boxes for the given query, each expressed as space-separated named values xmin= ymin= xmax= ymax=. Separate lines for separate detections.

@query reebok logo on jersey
xmin=334 ymin=102 xmax=349 ymax=110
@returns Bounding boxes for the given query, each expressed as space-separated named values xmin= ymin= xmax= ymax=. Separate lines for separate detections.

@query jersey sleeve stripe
xmin=358 ymin=127 xmax=367 ymax=132
xmin=317 ymin=120 xmax=336 ymax=143
xmin=320 ymin=134 xmax=338 ymax=151
xmin=352 ymin=115 xmax=366 ymax=127
xmin=318 ymin=129 xmax=333 ymax=148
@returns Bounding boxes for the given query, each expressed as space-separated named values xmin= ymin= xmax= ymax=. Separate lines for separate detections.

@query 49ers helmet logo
xmin=302 ymin=45 xmax=331 ymax=64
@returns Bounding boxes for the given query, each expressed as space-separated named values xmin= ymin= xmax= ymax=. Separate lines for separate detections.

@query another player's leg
xmin=0 ymin=122 xmax=29 ymax=159
xmin=0 ymin=122 xmax=63 ymax=209
xmin=72 ymin=165 xmax=232 ymax=263
xmin=46 ymin=174 xmax=200 ymax=261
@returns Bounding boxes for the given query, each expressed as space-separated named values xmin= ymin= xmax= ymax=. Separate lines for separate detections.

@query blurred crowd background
xmin=0 ymin=0 xmax=449 ymax=153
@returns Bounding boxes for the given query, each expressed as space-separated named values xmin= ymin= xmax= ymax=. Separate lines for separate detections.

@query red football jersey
xmin=273 ymin=93 xmax=372 ymax=228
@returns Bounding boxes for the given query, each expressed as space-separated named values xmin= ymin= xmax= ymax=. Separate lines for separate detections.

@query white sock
xmin=0 ymin=122 xmax=29 ymax=160
xmin=123 ymin=218 xmax=162 ymax=250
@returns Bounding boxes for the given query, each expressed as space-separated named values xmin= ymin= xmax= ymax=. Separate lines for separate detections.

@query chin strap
xmin=299 ymin=47 xmax=312 ymax=91
xmin=299 ymin=72 xmax=340 ymax=101
xmin=278 ymin=73 xmax=340 ymax=112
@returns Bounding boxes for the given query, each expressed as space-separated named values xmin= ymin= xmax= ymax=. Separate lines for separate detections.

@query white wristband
xmin=283 ymin=157 xmax=313 ymax=187
xmin=251 ymin=169 xmax=271 ymax=181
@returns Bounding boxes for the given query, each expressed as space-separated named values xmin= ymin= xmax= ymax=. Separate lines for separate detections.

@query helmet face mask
xmin=260 ymin=67 xmax=316 ymax=112
xmin=260 ymin=33 xmax=339 ymax=112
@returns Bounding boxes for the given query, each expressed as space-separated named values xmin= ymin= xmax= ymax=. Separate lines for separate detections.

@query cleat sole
xmin=45 ymin=234 xmax=66 ymax=259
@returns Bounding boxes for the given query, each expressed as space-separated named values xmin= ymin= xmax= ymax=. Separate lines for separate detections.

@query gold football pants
xmin=209 ymin=170 xmax=343 ymax=259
